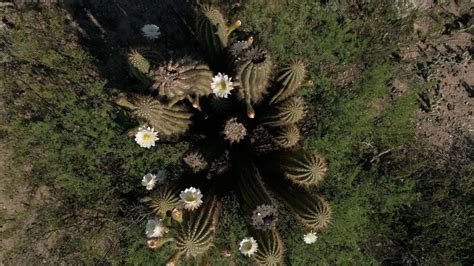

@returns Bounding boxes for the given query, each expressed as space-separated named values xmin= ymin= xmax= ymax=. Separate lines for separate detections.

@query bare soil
xmin=412 ymin=32 xmax=473 ymax=169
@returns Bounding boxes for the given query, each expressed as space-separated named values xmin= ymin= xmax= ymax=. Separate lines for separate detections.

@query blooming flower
xmin=232 ymin=40 xmax=249 ymax=54
xmin=239 ymin=237 xmax=258 ymax=256
xmin=303 ymin=232 xmax=318 ymax=244
xmin=141 ymin=24 xmax=161 ymax=39
xmin=145 ymin=218 xmax=167 ymax=238
xmin=211 ymin=73 xmax=234 ymax=98
xmin=179 ymin=187 xmax=203 ymax=211
xmin=135 ymin=127 xmax=158 ymax=148
xmin=142 ymin=173 xmax=157 ymax=190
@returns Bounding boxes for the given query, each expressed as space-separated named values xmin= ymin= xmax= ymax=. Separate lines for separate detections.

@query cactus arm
xmin=267 ymin=175 xmax=332 ymax=230
xmin=115 ymin=97 xmax=137 ymax=110
xmin=226 ymin=20 xmax=241 ymax=35
xmin=252 ymin=229 xmax=285 ymax=266
xmin=270 ymin=60 xmax=307 ymax=104
xmin=260 ymin=97 xmax=306 ymax=127
xmin=272 ymin=124 xmax=300 ymax=148
xmin=173 ymin=196 xmax=221 ymax=259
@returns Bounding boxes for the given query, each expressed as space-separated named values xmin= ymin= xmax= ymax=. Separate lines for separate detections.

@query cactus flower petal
xmin=142 ymin=173 xmax=157 ymax=190
xmin=145 ymin=218 xmax=167 ymax=238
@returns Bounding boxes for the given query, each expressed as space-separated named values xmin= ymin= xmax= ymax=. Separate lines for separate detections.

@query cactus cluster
xmin=117 ymin=4 xmax=334 ymax=265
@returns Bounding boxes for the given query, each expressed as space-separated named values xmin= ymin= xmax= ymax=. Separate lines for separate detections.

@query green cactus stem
xmin=268 ymin=177 xmax=332 ymax=230
xmin=270 ymin=60 xmax=307 ymax=104
xmin=252 ymin=229 xmax=285 ymax=266
xmin=173 ymin=195 xmax=221 ymax=259
xmin=235 ymin=159 xmax=277 ymax=230
xmin=272 ymin=124 xmax=301 ymax=148
xmin=260 ymin=96 xmax=306 ymax=127
xmin=128 ymin=49 xmax=151 ymax=84
xmin=272 ymin=150 xmax=327 ymax=187
xmin=196 ymin=6 xmax=241 ymax=61
xmin=115 ymin=95 xmax=192 ymax=136
xmin=236 ymin=47 xmax=273 ymax=118
xmin=149 ymin=58 xmax=213 ymax=108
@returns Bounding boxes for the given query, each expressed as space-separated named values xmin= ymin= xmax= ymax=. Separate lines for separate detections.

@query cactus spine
xmin=236 ymin=47 xmax=273 ymax=118
xmin=269 ymin=178 xmax=332 ymax=230
xmin=173 ymin=195 xmax=221 ymax=259
xmin=281 ymin=151 xmax=327 ymax=186
xmin=150 ymin=58 xmax=213 ymax=108
xmin=270 ymin=60 xmax=306 ymax=104
xmin=115 ymin=95 xmax=192 ymax=136
xmin=272 ymin=124 xmax=300 ymax=148
xmin=253 ymin=229 xmax=285 ymax=266
xmin=260 ymin=96 xmax=306 ymax=127
xmin=141 ymin=185 xmax=182 ymax=218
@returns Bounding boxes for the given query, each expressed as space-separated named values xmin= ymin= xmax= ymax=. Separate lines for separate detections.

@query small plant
xmin=116 ymin=3 xmax=333 ymax=264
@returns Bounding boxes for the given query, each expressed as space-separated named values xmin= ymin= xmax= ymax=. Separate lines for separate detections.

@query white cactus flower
xmin=145 ymin=218 xmax=166 ymax=238
xmin=142 ymin=173 xmax=157 ymax=190
xmin=179 ymin=187 xmax=203 ymax=211
xmin=239 ymin=237 xmax=258 ymax=257
xmin=141 ymin=24 xmax=161 ymax=39
xmin=211 ymin=73 xmax=234 ymax=98
xmin=303 ymin=232 xmax=318 ymax=244
xmin=135 ymin=127 xmax=158 ymax=148
xmin=232 ymin=40 xmax=249 ymax=54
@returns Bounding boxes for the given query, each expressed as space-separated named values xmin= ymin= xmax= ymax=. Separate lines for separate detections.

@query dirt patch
xmin=412 ymin=32 xmax=473 ymax=168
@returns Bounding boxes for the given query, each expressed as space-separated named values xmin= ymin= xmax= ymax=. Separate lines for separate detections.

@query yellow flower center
xmin=185 ymin=193 xmax=197 ymax=201
xmin=217 ymin=80 xmax=227 ymax=91
xmin=142 ymin=133 xmax=152 ymax=142
xmin=242 ymin=242 xmax=252 ymax=251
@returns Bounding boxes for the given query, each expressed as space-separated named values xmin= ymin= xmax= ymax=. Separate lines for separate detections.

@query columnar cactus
xmin=124 ymin=3 xmax=335 ymax=264
xmin=260 ymin=96 xmax=307 ymax=127
xmin=237 ymin=47 xmax=273 ymax=118
xmin=172 ymin=196 xmax=221 ymax=259
xmin=272 ymin=124 xmax=301 ymax=148
xmin=115 ymin=95 xmax=192 ymax=136
xmin=253 ymin=229 xmax=285 ymax=266
xmin=141 ymin=185 xmax=182 ymax=218
xmin=270 ymin=60 xmax=307 ymax=104
xmin=196 ymin=5 xmax=241 ymax=63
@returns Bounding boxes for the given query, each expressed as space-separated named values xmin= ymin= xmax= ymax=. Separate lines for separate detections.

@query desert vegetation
xmin=0 ymin=0 xmax=472 ymax=265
